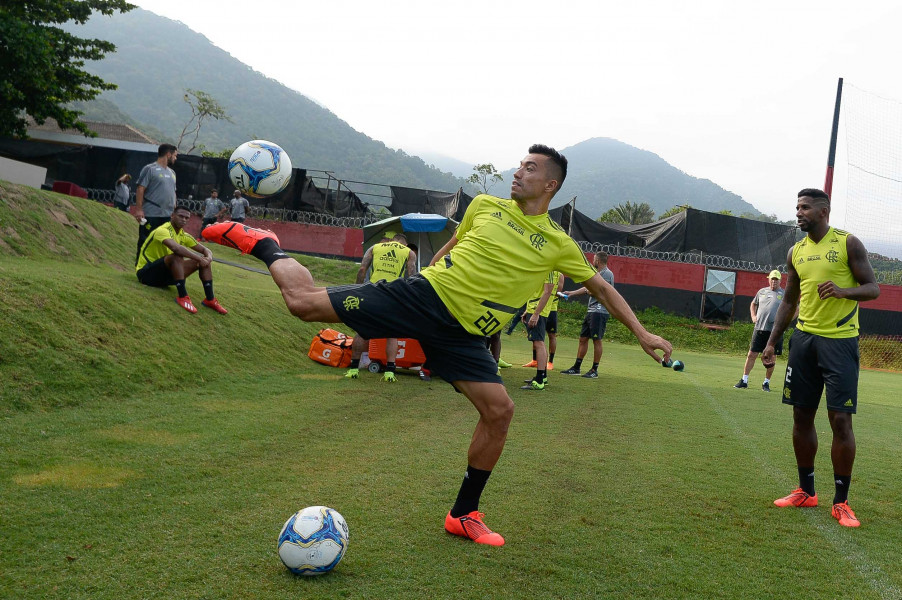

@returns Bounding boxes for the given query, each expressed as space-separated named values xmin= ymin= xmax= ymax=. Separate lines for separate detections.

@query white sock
xmin=742 ymin=375 xmax=749 ymax=383
xmin=763 ymin=378 xmax=770 ymax=384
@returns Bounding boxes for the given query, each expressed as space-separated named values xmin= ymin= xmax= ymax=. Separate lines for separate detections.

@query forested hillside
xmin=63 ymin=8 xmax=469 ymax=193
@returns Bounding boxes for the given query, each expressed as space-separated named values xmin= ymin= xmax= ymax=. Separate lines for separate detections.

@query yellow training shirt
xmin=136 ymin=222 xmax=198 ymax=272
xmin=792 ymin=227 xmax=860 ymax=338
xmin=526 ymin=271 xmax=559 ymax=318
xmin=421 ymin=195 xmax=596 ymax=336
xmin=370 ymin=241 xmax=411 ymax=282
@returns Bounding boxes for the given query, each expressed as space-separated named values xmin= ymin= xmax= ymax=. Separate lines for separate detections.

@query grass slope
xmin=2 ymin=183 xmax=901 ymax=599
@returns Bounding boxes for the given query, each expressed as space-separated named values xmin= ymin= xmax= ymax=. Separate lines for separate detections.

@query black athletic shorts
xmin=201 ymin=218 xmax=217 ymax=231
xmin=327 ymin=275 xmax=502 ymax=385
xmin=782 ymin=330 xmax=860 ymax=414
xmin=526 ymin=316 xmax=548 ymax=342
xmin=546 ymin=311 xmax=558 ymax=334
xmin=750 ymin=329 xmax=783 ymax=354
xmin=580 ymin=312 xmax=609 ymax=340
xmin=136 ymin=257 xmax=175 ymax=287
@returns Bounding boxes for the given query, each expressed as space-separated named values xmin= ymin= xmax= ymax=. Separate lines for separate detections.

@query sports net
xmin=841 ymin=83 xmax=902 ymax=370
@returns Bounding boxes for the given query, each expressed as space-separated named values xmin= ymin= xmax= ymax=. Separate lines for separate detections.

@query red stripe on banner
xmin=605 ymin=255 xmax=705 ymax=292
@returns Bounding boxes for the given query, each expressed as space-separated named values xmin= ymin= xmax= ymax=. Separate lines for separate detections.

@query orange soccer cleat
xmin=831 ymin=501 xmax=860 ymax=527
xmin=202 ymin=298 xmax=228 ymax=314
xmin=521 ymin=359 xmax=538 ymax=368
xmin=444 ymin=511 xmax=505 ymax=546
xmin=773 ymin=488 xmax=818 ymax=508
xmin=202 ymin=222 xmax=280 ymax=254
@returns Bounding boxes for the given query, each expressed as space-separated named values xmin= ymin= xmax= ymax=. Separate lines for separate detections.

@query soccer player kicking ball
xmin=204 ymin=144 xmax=672 ymax=546
xmin=763 ymin=189 xmax=880 ymax=528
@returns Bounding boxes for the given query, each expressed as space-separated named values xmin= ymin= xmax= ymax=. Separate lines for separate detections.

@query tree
xmin=0 ymin=0 xmax=135 ymax=139
xmin=597 ymin=208 xmax=627 ymax=224
xmin=717 ymin=209 xmax=734 ymax=216
xmin=176 ymin=89 xmax=232 ymax=154
xmin=609 ymin=201 xmax=656 ymax=225
xmin=660 ymin=205 xmax=690 ymax=219
xmin=467 ymin=163 xmax=503 ymax=195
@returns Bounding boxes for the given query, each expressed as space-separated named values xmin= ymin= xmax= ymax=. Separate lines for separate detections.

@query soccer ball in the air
xmin=227 ymin=140 xmax=292 ymax=198
xmin=277 ymin=506 xmax=349 ymax=575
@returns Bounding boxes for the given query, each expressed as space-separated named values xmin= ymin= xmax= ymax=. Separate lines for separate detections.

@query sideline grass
xmin=2 ymin=183 xmax=902 ymax=598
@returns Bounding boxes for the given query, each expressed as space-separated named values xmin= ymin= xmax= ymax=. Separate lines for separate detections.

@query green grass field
xmin=2 ymin=183 xmax=901 ymax=599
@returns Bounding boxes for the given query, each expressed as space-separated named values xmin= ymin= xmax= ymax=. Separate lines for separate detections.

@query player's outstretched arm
xmin=581 ymin=273 xmax=672 ymax=363
xmin=429 ymin=235 xmax=459 ymax=267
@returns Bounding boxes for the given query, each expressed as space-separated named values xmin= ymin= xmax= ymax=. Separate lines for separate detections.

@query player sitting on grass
xmin=203 ymin=144 xmax=672 ymax=546
xmin=136 ymin=204 xmax=228 ymax=314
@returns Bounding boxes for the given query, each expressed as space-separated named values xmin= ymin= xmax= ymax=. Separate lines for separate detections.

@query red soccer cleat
xmin=444 ymin=511 xmax=505 ymax=546
xmin=202 ymin=222 xmax=280 ymax=254
xmin=175 ymin=295 xmax=197 ymax=314
xmin=202 ymin=298 xmax=228 ymax=314
xmin=773 ymin=488 xmax=818 ymax=508
xmin=832 ymin=501 xmax=861 ymax=527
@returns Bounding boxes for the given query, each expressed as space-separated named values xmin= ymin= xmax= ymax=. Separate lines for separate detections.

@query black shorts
xmin=327 ymin=275 xmax=502 ymax=385
xmin=580 ymin=312 xmax=609 ymax=340
xmin=232 ymin=217 xmax=245 ymax=223
xmin=750 ymin=329 xmax=783 ymax=354
xmin=526 ymin=316 xmax=548 ymax=342
xmin=202 ymin=218 xmax=217 ymax=230
xmin=136 ymin=257 xmax=175 ymax=287
xmin=546 ymin=311 xmax=558 ymax=334
xmin=782 ymin=330 xmax=860 ymax=414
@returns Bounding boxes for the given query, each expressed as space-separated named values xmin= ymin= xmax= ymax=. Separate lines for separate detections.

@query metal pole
xmin=824 ymin=77 xmax=844 ymax=196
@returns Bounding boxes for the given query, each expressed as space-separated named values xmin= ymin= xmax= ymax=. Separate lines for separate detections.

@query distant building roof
xmin=27 ymin=116 xmax=159 ymax=145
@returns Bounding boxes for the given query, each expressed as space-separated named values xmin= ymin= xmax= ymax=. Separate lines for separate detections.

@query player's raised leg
xmin=203 ymin=222 xmax=339 ymax=322
xmin=443 ymin=380 xmax=513 ymax=547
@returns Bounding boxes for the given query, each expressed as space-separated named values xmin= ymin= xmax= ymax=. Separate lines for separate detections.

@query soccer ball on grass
xmin=277 ymin=506 xmax=349 ymax=575
xmin=228 ymin=140 xmax=292 ymax=198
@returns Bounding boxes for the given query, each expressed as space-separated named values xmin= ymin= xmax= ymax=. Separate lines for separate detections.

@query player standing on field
xmin=203 ymin=144 xmax=673 ymax=546
xmin=764 ymin=188 xmax=879 ymax=527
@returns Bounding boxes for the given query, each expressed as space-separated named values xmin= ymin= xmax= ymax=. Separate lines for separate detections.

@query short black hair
xmin=798 ymin=188 xmax=830 ymax=204
xmin=158 ymin=143 xmax=177 ymax=157
xmin=174 ymin=202 xmax=192 ymax=214
xmin=529 ymin=144 xmax=567 ymax=193
xmin=595 ymin=251 xmax=608 ymax=263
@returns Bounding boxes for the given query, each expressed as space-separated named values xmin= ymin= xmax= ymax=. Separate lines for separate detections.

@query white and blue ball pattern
xmin=277 ymin=506 xmax=349 ymax=575
xmin=227 ymin=139 xmax=292 ymax=198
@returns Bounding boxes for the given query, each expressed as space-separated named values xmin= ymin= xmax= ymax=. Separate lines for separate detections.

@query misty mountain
xmin=534 ymin=138 xmax=760 ymax=219
xmin=62 ymin=8 xmax=470 ymax=194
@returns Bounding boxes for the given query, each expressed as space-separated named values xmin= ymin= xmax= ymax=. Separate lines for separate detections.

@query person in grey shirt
xmin=200 ymin=190 xmax=227 ymax=237
xmin=134 ymin=144 xmax=178 ymax=264
xmin=230 ymin=190 xmax=250 ymax=223
xmin=560 ymin=251 xmax=614 ymax=379
xmin=114 ymin=174 xmax=131 ymax=212
xmin=734 ymin=270 xmax=786 ymax=391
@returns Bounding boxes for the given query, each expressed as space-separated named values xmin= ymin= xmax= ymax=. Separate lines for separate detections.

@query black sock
xmin=175 ymin=280 xmax=187 ymax=297
xmin=250 ymin=238 xmax=290 ymax=268
xmin=349 ymin=359 xmax=360 ymax=369
xmin=450 ymin=466 xmax=492 ymax=517
xmin=573 ymin=358 xmax=583 ymax=370
xmin=202 ymin=280 xmax=214 ymax=301
xmin=591 ymin=362 xmax=599 ymax=371
xmin=536 ymin=369 xmax=547 ymax=382
xmin=833 ymin=474 xmax=851 ymax=504
xmin=549 ymin=352 xmax=555 ymax=362
xmin=386 ymin=362 xmax=396 ymax=372
xmin=532 ymin=349 xmax=537 ymax=361
xmin=798 ymin=466 xmax=815 ymax=496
